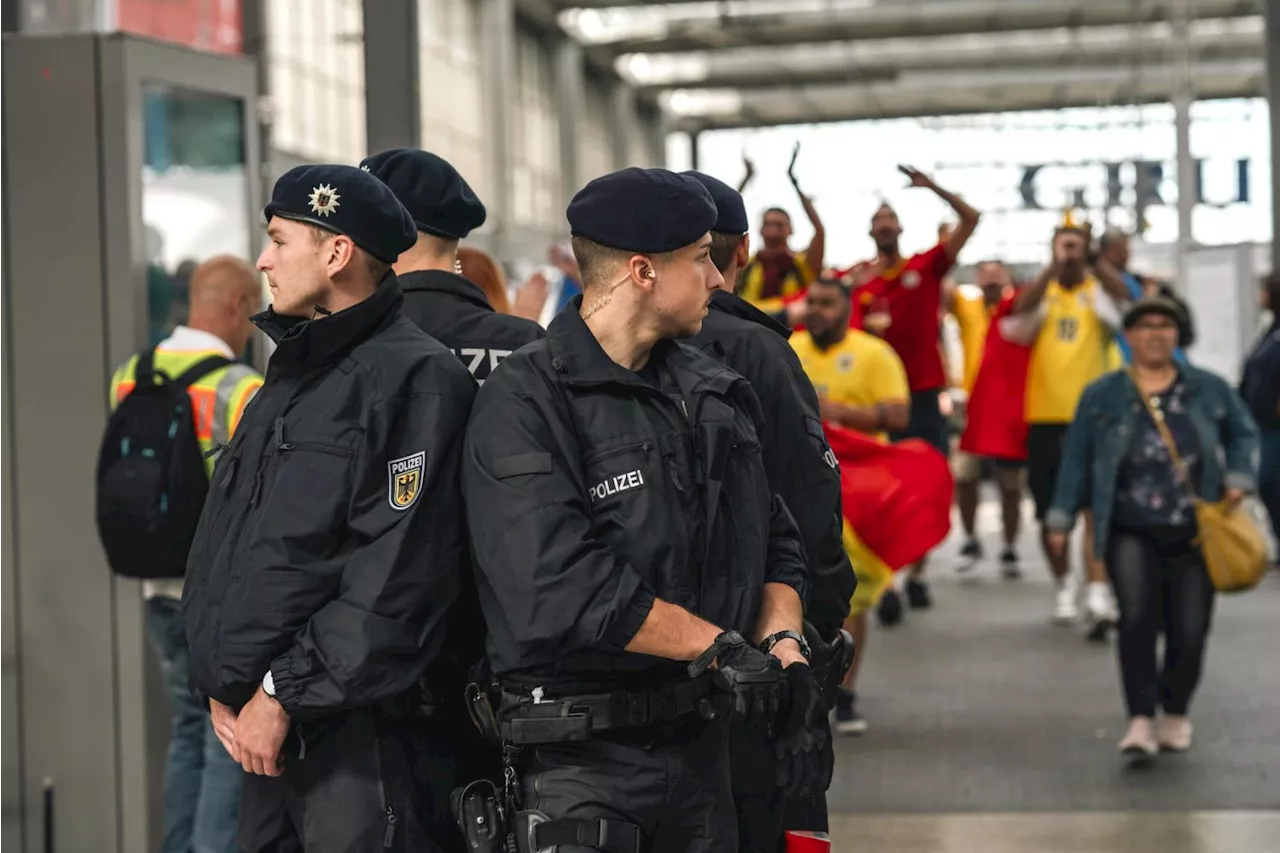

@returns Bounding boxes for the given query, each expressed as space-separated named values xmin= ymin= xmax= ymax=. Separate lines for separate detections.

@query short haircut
xmin=976 ymin=259 xmax=1007 ymax=271
xmin=762 ymin=207 xmax=790 ymax=223
xmin=306 ymin=224 xmax=389 ymax=282
xmin=364 ymin=254 xmax=392 ymax=283
xmin=1098 ymin=228 xmax=1129 ymax=252
xmin=810 ymin=275 xmax=852 ymax=300
xmin=709 ymin=231 xmax=745 ymax=274
xmin=186 ymin=256 xmax=259 ymax=308
xmin=570 ymin=235 xmax=633 ymax=288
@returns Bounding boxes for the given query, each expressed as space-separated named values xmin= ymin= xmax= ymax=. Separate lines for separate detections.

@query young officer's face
xmin=651 ymin=233 xmax=722 ymax=338
xmin=257 ymin=217 xmax=333 ymax=317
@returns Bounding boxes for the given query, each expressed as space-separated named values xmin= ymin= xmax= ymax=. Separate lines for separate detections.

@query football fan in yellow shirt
xmin=791 ymin=276 xmax=909 ymax=734
xmin=1009 ymin=224 xmax=1131 ymax=637
xmin=736 ymin=145 xmax=825 ymax=325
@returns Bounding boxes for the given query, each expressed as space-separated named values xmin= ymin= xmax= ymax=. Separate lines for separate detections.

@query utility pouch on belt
xmin=500 ymin=701 xmax=593 ymax=745
xmin=451 ymin=780 xmax=509 ymax=853
xmin=466 ymin=682 xmax=503 ymax=745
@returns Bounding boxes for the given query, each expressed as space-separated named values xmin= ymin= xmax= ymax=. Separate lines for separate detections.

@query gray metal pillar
xmin=2 ymin=0 xmax=17 ymax=32
xmin=480 ymin=0 xmax=515 ymax=259
xmin=242 ymin=0 xmax=274 ymax=195
xmin=1173 ymin=0 xmax=1195 ymax=288
xmin=556 ymin=38 xmax=584 ymax=210
xmin=1267 ymin=0 xmax=1280 ymax=271
xmin=641 ymin=104 xmax=669 ymax=168
xmin=1174 ymin=95 xmax=1195 ymax=286
xmin=690 ymin=130 xmax=700 ymax=171
xmin=610 ymin=82 xmax=637 ymax=169
xmin=362 ymin=0 xmax=420 ymax=153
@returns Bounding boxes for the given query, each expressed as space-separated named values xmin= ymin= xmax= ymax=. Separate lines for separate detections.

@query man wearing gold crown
xmin=1006 ymin=214 xmax=1133 ymax=636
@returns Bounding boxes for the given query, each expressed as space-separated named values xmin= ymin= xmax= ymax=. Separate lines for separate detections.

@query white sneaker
xmin=1053 ymin=577 xmax=1079 ymax=624
xmin=1119 ymin=716 xmax=1159 ymax=761
xmin=1085 ymin=582 xmax=1117 ymax=641
xmin=1156 ymin=715 xmax=1193 ymax=752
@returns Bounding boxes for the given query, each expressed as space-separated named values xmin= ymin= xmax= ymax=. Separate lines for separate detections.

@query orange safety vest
xmin=110 ymin=338 xmax=262 ymax=476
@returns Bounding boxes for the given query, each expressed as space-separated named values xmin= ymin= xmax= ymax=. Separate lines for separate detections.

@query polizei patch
xmin=388 ymin=451 xmax=426 ymax=511
xmin=590 ymin=469 xmax=646 ymax=504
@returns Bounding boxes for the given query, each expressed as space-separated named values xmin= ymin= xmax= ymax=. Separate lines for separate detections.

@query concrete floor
xmin=827 ymin=812 xmax=1280 ymax=853
xmin=823 ymin=496 xmax=1280 ymax=852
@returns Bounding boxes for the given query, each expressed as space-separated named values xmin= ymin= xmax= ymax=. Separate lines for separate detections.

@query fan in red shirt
xmin=848 ymin=166 xmax=981 ymax=618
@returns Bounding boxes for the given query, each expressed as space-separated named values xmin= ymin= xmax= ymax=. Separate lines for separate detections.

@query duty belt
xmin=499 ymin=677 xmax=715 ymax=744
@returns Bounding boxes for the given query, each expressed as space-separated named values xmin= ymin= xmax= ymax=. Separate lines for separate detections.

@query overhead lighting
xmin=663 ymin=89 xmax=743 ymax=116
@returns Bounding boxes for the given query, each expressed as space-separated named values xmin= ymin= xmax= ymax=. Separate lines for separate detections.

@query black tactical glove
xmin=688 ymin=631 xmax=784 ymax=723
xmin=773 ymin=664 xmax=834 ymax=799
xmin=805 ymin=623 xmax=855 ymax=711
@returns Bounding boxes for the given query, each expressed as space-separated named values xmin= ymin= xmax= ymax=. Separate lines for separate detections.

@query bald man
xmin=106 ymin=255 xmax=265 ymax=853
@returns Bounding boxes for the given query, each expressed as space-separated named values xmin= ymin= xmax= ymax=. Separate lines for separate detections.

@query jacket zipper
xmin=274 ymin=416 xmax=357 ymax=458
xmin=370 ymin=728 xmax=397 ymax=848
xmin=586 ymin=440 xmax=652 ymax=464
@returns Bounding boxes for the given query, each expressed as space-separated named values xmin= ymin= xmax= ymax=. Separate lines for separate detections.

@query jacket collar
xmin=398 ymin=269 xmax=493 ymax=312
xmin=546 ymin=296 xmax=737 ymax=395
xmin=1119 ymin=361 xmax=1200 ymax=403
xmin=708 ymin=289 xmax=791 ymax=339
xmin=253 ymin=273 xmax=403 ymax=368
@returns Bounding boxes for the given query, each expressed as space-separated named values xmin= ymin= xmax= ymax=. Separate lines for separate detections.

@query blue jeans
xmin=146 ymin=596 xmax=242 ymax=853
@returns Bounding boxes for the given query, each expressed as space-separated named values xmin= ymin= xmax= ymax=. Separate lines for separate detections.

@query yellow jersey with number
xmin=790 ymin=328 xmax=910 ymax=442
xmin=1024 ymin=277 xmax=1110 ymax=424
xmin=952 ymin=285 xmax=994 ymax=394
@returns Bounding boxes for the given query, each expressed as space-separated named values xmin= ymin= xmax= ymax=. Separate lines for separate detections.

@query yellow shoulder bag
xmin=1130 ymin=371 xmax=1269 ymax=593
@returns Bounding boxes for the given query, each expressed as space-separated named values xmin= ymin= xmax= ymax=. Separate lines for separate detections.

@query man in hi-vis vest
xmin=108 ymin=255 xmax=264 ymax=853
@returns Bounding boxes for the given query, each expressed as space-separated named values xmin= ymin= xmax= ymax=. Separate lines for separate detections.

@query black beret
xmin=683 ymin=170 xmax=748 ymax=234
xmin=359 ymin=148 xmax=487 ymax=240
xmin=264 ymin=164 xmax=416 ymax=264
xmin=567 ymin=167 xmax=717 ymax=254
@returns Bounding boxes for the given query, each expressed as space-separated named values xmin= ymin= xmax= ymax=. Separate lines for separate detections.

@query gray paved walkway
xmin=825 ymin=498 xmax=1280 ymax=817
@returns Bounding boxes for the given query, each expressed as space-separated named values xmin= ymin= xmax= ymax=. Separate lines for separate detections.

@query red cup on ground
xmin=785 ymin=830 xmax=831 ymax=853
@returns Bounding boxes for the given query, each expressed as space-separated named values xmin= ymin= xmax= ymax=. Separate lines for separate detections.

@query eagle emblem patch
xmin=388 ymin=451 xmax=425 ymax=510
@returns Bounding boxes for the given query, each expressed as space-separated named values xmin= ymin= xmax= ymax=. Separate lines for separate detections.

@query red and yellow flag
xmin=824 ymin=424 xmax=953 ymax=576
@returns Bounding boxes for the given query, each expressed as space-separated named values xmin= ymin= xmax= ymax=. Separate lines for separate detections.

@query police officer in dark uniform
xmin=360 ymin=148 xmax=544 ymax=846
xmin=683 ymin=173 xmax=852 ymax=850
xmin=182 ymin=164 xmax=477 ymax=853
xmin=360 ymin=148 xmax=545 ymax=385
xmin=461 ymin=168 xmax=831 ymax=853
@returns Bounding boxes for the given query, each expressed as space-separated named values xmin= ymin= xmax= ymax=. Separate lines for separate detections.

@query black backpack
xmin=95 ymin=349 xmax=233 ymax=579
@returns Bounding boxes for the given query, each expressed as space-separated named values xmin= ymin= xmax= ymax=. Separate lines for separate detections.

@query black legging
xmin=1106 ymin=526 xmax=1216 ymax=718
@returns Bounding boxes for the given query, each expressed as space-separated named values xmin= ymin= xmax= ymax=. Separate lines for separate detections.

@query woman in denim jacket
xmin=1046 ymin=297 xmax=1259 ymax=761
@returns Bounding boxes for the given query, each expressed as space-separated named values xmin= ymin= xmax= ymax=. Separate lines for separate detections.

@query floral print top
xmin=1113 ymin=377 xmax=1204 ymax=530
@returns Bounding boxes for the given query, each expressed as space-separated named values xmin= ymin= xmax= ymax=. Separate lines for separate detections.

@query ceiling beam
xmin=514 ymin=0 xmax=664 ymax=111
xmin=573 ymin=0 xmax=1262 ymax=55
xmin=665 ymin=59 xmax=1265 ymax=132
xmin=627 ymin=22 xmax=1264 ymax=92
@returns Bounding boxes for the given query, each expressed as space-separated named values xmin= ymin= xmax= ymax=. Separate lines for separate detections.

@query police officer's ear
xmin=735 ymin=235 xmax=750 ymax=268
xmin=323 ymin=234 xmax=359 ymax=278
xmin=627 ymin=254 xmax=658 ymax=289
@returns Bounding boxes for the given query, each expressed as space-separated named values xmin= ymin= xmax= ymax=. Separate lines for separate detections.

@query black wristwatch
xmin=759 ymin=629 xmax=811 ymax=661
